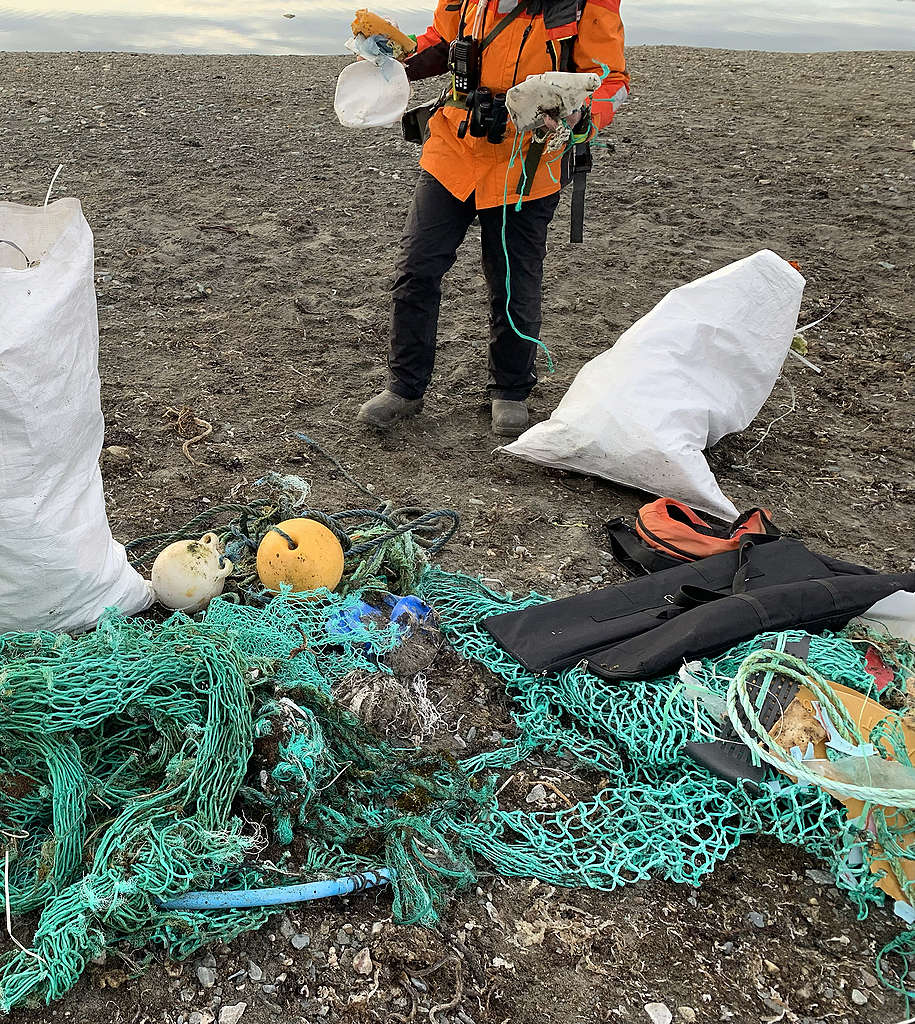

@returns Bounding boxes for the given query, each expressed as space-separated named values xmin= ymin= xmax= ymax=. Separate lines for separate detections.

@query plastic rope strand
xmin=726 ymin=649 xmax=915 ymax=807
xmin=500 ymin=132 xmax=554 ymax=371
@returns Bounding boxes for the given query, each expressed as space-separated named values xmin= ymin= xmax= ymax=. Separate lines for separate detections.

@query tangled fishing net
xmin=0 ymin=589 xmax=489 ymax=1010
xmin=418 ymin=568 xmax=915 ymax=998
xmin=3 ymin=471 xmax=915 ymax=1009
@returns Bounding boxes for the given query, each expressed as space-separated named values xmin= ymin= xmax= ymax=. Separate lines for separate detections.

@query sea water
xmin=0 ymin=0 xmax=913 ymax=55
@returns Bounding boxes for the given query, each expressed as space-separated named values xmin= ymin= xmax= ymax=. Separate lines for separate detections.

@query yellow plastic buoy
xmin=256 ymin=518 xmax=345 ymax=594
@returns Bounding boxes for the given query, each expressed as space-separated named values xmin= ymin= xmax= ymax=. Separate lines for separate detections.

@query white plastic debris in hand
xmin=506 ymin=71 xmax=602 ymax=133
xmin=334 ymin=57 xmax=411 ymax=129
xmin=505 ymin=250 xmax=806 ymax=520
xmin=0 ymin=198 xmax=154 ymax=632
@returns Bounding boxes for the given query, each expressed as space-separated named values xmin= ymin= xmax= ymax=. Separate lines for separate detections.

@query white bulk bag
xmin=334 ymin=58 xmax=410 ymax=129
xmin=0 ymin=199 xmax=153 ymax=633
xmin=505 ymin=250 xmax=805 ymax=519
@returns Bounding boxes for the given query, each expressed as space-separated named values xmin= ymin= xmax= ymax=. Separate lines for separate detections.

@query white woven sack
xmin=0 ymin=198 xmax=154 ymax=633
xmin=506 ymin=250 xmax=806 ymax=519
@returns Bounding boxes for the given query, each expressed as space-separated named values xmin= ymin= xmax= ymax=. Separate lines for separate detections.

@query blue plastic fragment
xmin=325 ymin=595 xmax=433 ymax=645
xmin=325 ymin=601 xmax=383 ymax=640
xmin=847 ymin=845 xmax=865 ymax=868
xmin=812 ymin=703 xmax=876 ymax=758
xmin=387 ymin=595 xmax=433 ymax=625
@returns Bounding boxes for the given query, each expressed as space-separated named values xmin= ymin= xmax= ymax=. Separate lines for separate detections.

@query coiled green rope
xmin=727 ymin=648 xmax=915 ymax=807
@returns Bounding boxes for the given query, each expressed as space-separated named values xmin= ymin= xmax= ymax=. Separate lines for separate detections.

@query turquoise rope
xmin=500 ymin=131 xmax=554 ymax=371
xmin=492 ymin=58 xmax=619 ymax=374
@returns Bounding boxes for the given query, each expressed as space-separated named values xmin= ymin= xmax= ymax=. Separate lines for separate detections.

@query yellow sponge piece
xmin=351 ymin=9 xmax=417 ymax=59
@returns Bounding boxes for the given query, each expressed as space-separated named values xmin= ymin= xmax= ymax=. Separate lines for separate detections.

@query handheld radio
xmin=449 ymin=37 xmax=480 ymax=98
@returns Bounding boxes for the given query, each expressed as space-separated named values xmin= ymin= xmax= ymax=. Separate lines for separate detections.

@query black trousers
xmin=387 ymin=171 xmax=561 ymax=402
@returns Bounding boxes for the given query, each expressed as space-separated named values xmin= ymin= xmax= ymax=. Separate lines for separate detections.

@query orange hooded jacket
xmin=411 ymin=0 xmax=628 ymax=210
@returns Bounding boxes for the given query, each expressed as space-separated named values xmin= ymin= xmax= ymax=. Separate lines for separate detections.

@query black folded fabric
xmin=484 ymin=537 xmax=863 ymax=674
xmin=587 ymin=572 xmax=915 ymax=682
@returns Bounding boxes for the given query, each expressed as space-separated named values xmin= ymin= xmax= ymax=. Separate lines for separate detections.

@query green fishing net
xmin=2 ymin=550 xmax=915 ymax=1011
xmin=0 ymin=587 xmax=488 ymax=1011
xmin=418 ymin=567 xmax=915 ymax=991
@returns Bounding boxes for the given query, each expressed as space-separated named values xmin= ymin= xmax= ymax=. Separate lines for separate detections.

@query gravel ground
xmin=1 ymin=45 xmax=914 ymax=1024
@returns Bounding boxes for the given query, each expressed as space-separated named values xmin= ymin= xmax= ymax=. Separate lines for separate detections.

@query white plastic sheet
xmin=804 ymin=754 xmax=915 ymax=794
xmin=334 ymin=58 xmax=411 ymax=129
xmin=0 ymin=198 xmax=153 ymax=633
xmin=505 ymin=250 xmax=806 ymax=519
xmin=852 ymin=591 xmax=915 ymax=643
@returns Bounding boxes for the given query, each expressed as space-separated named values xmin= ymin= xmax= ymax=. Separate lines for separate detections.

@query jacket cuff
xmin=405 ymin=39 xmax=450 ymax=81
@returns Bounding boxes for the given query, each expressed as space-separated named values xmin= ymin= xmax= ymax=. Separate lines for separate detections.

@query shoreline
xmin=3 ymin=44 xmax=914 ymax=57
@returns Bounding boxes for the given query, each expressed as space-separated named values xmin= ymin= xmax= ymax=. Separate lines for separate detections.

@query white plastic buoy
xmin=151 ymin=533 xmax=233 ymax=612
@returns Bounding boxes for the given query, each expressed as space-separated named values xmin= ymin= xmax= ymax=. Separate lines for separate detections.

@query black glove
xmin=404 ymin=41 xmax=450 ymax=82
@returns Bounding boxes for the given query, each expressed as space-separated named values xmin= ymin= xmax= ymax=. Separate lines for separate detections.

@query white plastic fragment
xmin=851 ymin=590 xmax=915 ymax=643
xmin=505 ymin=71 xmax=601 ymax=133
xmin=505 ymin=250 xmax=806 ymax=519
xmin=803 ymin=753 xmax=915 ymax=793
xmin=679 ymin=663 xmax=728 ymax=721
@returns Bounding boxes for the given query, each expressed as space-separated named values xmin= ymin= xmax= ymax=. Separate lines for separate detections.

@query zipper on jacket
xmin=511 ymin=19 xmax=534 ymax=86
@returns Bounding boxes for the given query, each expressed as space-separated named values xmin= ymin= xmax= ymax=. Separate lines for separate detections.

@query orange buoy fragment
xmin=773 ymin=680 xmax=915 ymax=904
xmin=256 ymin=518 xmax=344 ymax=594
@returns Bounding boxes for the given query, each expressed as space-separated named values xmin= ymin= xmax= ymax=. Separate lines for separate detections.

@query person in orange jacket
xmin=357 ymin=0 xmax=629 ymax=437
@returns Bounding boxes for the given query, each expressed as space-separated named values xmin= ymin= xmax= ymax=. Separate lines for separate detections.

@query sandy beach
xmin=2 ymin=46 xmax=914 ymax=1024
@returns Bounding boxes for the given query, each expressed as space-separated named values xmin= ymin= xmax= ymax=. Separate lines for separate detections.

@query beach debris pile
xmin=0 ymin=505 xmax=480 ymax=1012
xmin=2 ymin=437 xmax=915 ymax=1013
xmin=3 ymin=475 xmax=915 ymax=1010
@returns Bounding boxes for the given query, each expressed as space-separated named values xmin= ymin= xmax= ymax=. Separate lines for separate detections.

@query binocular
xmin=459 ymin=87 xmax=509 ymax=144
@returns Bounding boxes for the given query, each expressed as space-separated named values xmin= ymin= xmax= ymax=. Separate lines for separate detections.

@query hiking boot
xmin=356 ymin=389 xmax=423 ymax=428
xmin=491 ymin=399 xmax=529 ymax=438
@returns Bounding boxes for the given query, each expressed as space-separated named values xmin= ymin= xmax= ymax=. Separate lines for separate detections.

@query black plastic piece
xmin=685 ymin=676 xmax=801 ymax=786
xmin=684 ymin=637 xmax=811 ymax=786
